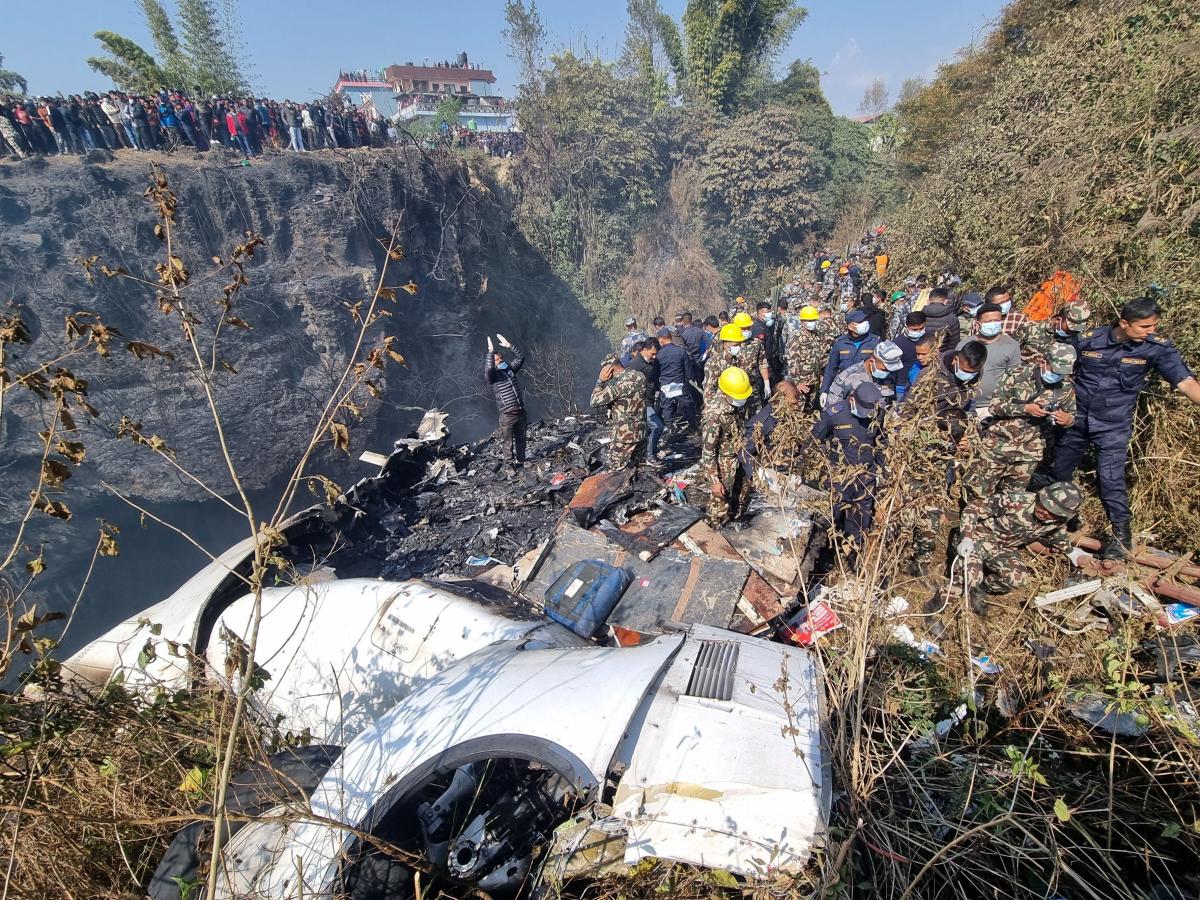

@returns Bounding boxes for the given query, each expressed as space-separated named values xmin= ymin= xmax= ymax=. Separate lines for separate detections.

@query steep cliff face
xmin=0 ymin=149 xmax=607 ymax=634
xmin=0 ymin=150 xmax=605 ymax=498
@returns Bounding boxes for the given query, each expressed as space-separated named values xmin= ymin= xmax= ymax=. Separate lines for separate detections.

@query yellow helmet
xmin=732 ymin=312 xmax=754 ymax=328
xmin=799 ymin=305 xmax=820 ymax=321
xmin=718 ymin=366 xmax=753 ymax=401
xmin=734 ymin=295 xmax=746 ymax=305
xmin=719 ymin=323 xmax=746 ymax=342
xmin=820 ymin=260 xmax=832 ymax=270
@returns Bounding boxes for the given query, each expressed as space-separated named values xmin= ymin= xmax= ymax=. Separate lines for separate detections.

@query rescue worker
xmin=820 ymin=310 xmax=880 ymax=405
xmin=892 ymin=311 xmax=927 ymax=368
xmin=899 ymin=341 xmax=987 ymax=574
xmin=1051 ymin=295 xmax=1200 ymax=558
xmin=1016 ymin=298 xmax=1091 ymax=361
xmin=825 ymin=340 xmax=906 ymax=407
xmin=702 ymin=323 xmax=749 ymax=403
xmin=813 ymin=383 xmax=886 ymax=558
xmin=619 ymin=317 xmax=647 ymax=357
xmin=626 ymin=338 xmax=662 ymax=468
xmin=484 ymin=333 xmax=527 ymax=469
xmin=701 ymin=367 xmax=753 ymax=528
xmin=676 ymin=311 xmax=706 ymax=366
xmin=731 ymin=311 xmax=769 ymax=409
xmin=958 ymin=481 xmax=1087 ymax=615
xmin=741 ymin=379 xmax=803 ymax=475
xmin=755 ymin=301 xmax=784 ymax=385
xmin=923 ymin=287 xmax=962 ymax=352
xmin=656 ymin=327 xmax=698 ymax=433
xmin=784 ymin=305 xmax=834 ymax=406
xmin=590 ymin=354 xmax=648 ymax=471
xmin=963 ymin=343 xmax=1077 ymax=503
xmin=897 ymin=335 xmax=938 ymax=400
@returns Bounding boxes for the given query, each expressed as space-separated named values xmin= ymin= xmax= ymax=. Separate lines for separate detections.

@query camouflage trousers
xmin=608 ymin=436 xmax=646 ymax=471
xmin=960 ymin=453 xmax=1037 ymax=505
xmin=962 ymin=539 xmax=1035 ymax=595
xmin=707 ymin=462 xmax=751 ymax=527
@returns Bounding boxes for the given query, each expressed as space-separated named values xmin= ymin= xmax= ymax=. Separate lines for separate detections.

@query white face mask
xmin=853 ymin=321 xmax=870 ymax=336
xmin=741 ymin=328 xmax=753 ymax=340
xmin=979 ymin=321 xmax=1002 ymax=338
xmin=871 ymin=366 xmax=890 ymax=380
xmin=764 ymin=313 xmax=775 ymax=325
xmin=729 ymin=344 xmax=741 ymax=357
xmin=998 ymin=301 xmax=1012 ymax=315
xmin=729 ymin=397 xmax=748 ymax=408
xmin=803 ymin=321 xmax=819 ymax=332
xmin=906 ymin=328 xmax=926 ymax=339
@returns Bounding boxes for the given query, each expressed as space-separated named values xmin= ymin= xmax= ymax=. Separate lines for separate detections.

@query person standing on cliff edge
xmin=485 ymin=333 xmax=528 ymax=471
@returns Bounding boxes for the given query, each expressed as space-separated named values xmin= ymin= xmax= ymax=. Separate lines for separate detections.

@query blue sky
xmin=4 ymin=0 xmax=1005 ymax=115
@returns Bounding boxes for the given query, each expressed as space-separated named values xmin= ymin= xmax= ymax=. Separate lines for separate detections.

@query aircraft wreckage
xmin=65 ymin=411 xmax=831 ymax=898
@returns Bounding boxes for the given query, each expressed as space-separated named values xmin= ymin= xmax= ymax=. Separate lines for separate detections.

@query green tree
xmin=139 ymin=0 xmax=187 ymax=85
xmin=0 ymin=52 xmax=27 ymax=95
xmin=699 ymin=104 xmax=828 ymax=279
xmin=87 ymin=31 xmax=168 ymax=94
xmin=503 ymin=0 xmax=546 ymax=88
xmin=430 ymin=96 xmax=463 ymax=134
xmin=177 ymin=0 xmax=247 ymax=96
xmin=657 ymin=0 xmax=807 ymax=112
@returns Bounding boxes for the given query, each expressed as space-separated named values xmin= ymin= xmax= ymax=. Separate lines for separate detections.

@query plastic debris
xmin=971 ymin=655 xmax=1002 ymax=675
xmin=1164 ymin=603 xmax=1200 ymax=626
xmin=780 ymin=600 xmax=843 ymax=645
xmin=466 ymin=555 xmax=504 ymax=567
xmin=1066 ymin=693 xmax=1149 ymax=737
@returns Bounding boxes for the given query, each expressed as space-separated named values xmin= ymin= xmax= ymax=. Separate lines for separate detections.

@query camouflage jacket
xmin=700 ymin=393 xmax=746 ymax=481
xmin=1014 ymin=318 xmax=1077 ymax=362
xmin=619 ymin=331 xmax=648 ymax=358
xmin=590 ymin=368 xmax=647 ymax=425
xmin=982 ymin=364 xmax=1076 ymax=462
xmin=784 ymin=322 xmax=834 ymax=386
xmin=703 ymin=341 xmax=762 ymax=399
xmin=961 ymin=490 xmax=1073 ymax=554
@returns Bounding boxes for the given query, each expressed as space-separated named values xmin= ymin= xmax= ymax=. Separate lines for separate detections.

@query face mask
xmin=729 ymin=345 xmax=741 ymax=357
xmin=906 ymin=329 xmax=926 ymax=340
xmin=953 ymin=363 xmax=976 ymax=383
xmin=1054 ymin=327 xmax=1072 ymax=338
xmin=1041 ymin=371 xmax=1064 ymax=384
xmin=764 ymin=314 xmax=775 ymax=325
xmin=979 ymin=321 xmax=1002 ymax=338
xmin=998 ymin=301 xmax=1012 ymax=315
xmin=853 ymin=321 xmax=870 ymax=336
xmin=839 ymin=301 xmax=849 ymax=312
xmin=848 ymin=402 xmax=868 ymax=419
xmin=729 ymin=397 xmax=748 ymax=408
xmin=497 ymin=362 xmax=509 ymax=371
xmin=741 ymin=328 xmax=753 ymax=340
xmin=804 ymin=321 xmax=819 ymax=332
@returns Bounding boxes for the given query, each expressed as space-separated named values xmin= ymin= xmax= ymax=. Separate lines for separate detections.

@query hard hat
xmin=732 ymin=312 xmax=754 ymax=328
xmin=889 ymin=290 xmax=907 ymax=302
xmin=799 ymin=305 xmax=820 ymax=321
xmin=734 ymin=295 xmax=746 ymax=305
xmin=839 ymin=265 xmax=849 ymax=275
xmin=719 ymin=323 xmax=746 ymax=342
xmin=718 ymin=366 xmax=753 ymax=401
xmin=821 ymin=260 xmax=832 ymax=270
xmin=1037 ymin=482 xmax=1083 ymax=519
xmin=1046 ymin=343 xmax=1077 ymax=375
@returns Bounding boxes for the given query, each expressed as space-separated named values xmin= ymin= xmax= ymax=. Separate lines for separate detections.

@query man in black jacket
xmin=656 ymin=328 xmax=697 ymax=433
xmin=625 ymin=337 xmax=662 ymax=468
xmin=485 ymin=333 xmax=527 ymax=469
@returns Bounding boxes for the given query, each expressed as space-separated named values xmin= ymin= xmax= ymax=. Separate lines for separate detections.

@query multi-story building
xmin=383 ymin=53 xmax=515 ymax=133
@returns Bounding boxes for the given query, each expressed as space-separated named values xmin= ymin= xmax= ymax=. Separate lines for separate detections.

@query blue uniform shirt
xmin=812 ymin=403 xmax=883 ymax=470
xmin=1074 ymin=326 xmax=1193 ymax=423
xmin=821 ymin=334 xmax=880 ymax=394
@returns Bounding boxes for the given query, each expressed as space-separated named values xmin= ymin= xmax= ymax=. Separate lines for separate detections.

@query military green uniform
xmin=962 ymin=363 xmax=1076 ymax=502
xmin=739 ymin=337 xmax=767 ymax=412
xmin=702 ymin=343 xmax=744 ymax=403
xmin=784 ymin=322 xmax=834 ymax=393
xmin=700 ymin=392 xmax=751 ymax=526
xmin=960 ymin=489 xmax=1074 ymax=594
xmin=590 ymin=367 xmax=648 ymax=470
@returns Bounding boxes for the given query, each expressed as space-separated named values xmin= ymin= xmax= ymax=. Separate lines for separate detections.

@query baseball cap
xmin=624 ymin=317 xmax=637 ymax=327
xmin=874 ymin=341 xmax=905 ymax=371
xmin=1047 ymin=343 xmax=1077 ymax=375
xmin=846 ymin=310 xmax=868 ymax=324
xmin=851 ymin=382 xmax=884 ymax=412
xmin=656 ymin=326 xmax=674 ymax=338
xmin=1037 ymin=482 xmax=1083 ymax=519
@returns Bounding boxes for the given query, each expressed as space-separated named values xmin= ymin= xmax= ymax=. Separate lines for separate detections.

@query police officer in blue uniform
xmin=820 ymin=310 xmax=880 ymax=405
xmin=1051 ymin=295 xmax=1200 ymax=558
xmin=812 ymin=382 xmax=886 ymax=558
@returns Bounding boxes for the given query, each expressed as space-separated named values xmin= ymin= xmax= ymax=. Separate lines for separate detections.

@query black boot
xmin=969 ymin=585 xmax=990 ymax=618
xmin=1099 ymin=522 xmax=1133 ymax=560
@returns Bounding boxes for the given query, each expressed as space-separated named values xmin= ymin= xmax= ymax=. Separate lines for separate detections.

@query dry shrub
xmin=620 ymin=164 xmax=724 ymax=325
xmin=889 ymin=0 xmax=1200 ymax=549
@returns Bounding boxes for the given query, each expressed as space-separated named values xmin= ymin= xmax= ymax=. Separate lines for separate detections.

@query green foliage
xmin=699 ymin=104 xmax=828 ymax=281
xmin=139 ymin=0 xmax=187 ymax=84
xmin=87 ymin=31 xmax=167 ymax=94
xmin=177 ymin=0 xmax=247 ymax=96
xmin=503 ymin=0 xmax=546 ymax=87
xmin=0 ymin=52 xmax=27 ymax=95
xmin=431 ymin=96 xmax=464 ymax=133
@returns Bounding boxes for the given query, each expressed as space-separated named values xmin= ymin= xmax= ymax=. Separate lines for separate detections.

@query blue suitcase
xmin=543 ymin=559 xmax=631 ymax=638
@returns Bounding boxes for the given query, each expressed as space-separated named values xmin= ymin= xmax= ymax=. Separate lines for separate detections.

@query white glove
xmin=764 ymin=381 xmax=772 ymax=399
xmin=496 ymin=333 xmax=512 ymax=349
xmin=1067 ymin=547 xmax=1087 ymax=567
xmin=487 ymin=336 xmax=494 ymax=353
xmin=819 ymin=392 xmax=828 ymax=409
xmin=957 ymin=538 xmax=975 ymax=559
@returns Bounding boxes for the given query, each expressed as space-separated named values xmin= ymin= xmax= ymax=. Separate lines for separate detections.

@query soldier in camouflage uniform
xmin=590 ymin=354 xmax=648 ymax=471
xmin=784 ymin=306 xmax=835 ymax=407
xmin=958 ymin=481 xmax=1085 ymax=614
xmin=701 ymin=366 xmax=753 ymax=527
xmin=963 ymin=343 xmax=1077 ymax=503
xmin=1016 ymin=298 xmax=1091 ymax=362
xmin=702 ymin=324 xmax=749 ymax=403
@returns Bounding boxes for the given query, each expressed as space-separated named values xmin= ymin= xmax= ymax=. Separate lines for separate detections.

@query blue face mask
xmin=1054 ymin=327 xmax=1072 ymax=338
xmin=998 ymin=301 xmax=1012 ymax=315
xmin=979 ymin=321 xmax=1002 ymax=338
xmin=871 ymin=367 xmax=890 ymax=380
xmin=906 ymin=329 xmax=926 ymax=339
xmin=954 ymin=363 xmax=976 ymax=383
xmin=497 ymin=362 xmax=509 ymax=371
xmin=1041 ymin=371 xmax=1063 ymax=384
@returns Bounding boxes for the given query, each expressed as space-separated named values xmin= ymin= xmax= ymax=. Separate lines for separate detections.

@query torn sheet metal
xmin=723 ymin=506 xmax=821 ymax=586
xmin=569 ymin=470 xmax=634 ymax=528
xmin=611 ymin=626 xmax=828 ymax=876
xmin=597 ymin=503 xmax=702 ymax=562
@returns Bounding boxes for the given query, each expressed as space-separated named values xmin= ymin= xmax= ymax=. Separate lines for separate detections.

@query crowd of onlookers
xmin=0 ymin=88 xmax=523 ymax=160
